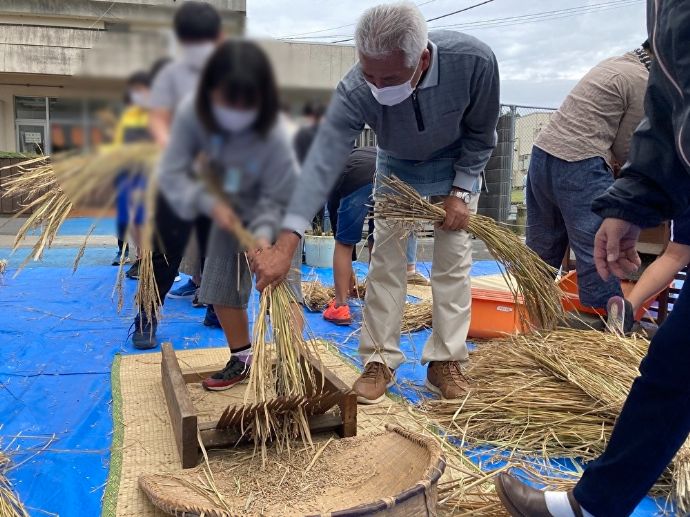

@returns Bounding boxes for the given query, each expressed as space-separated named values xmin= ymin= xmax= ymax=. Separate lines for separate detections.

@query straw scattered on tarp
xmin=418 ymin=328 xmax=688 ymax=510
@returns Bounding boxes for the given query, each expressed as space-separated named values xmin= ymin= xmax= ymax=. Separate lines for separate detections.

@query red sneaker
xmin=202 ymin=356 xmax=250 ymax=391
xmin=323 ymin=300 xmax=352 ymax=325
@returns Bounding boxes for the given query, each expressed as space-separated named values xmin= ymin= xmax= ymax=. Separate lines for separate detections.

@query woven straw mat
xmin=102 ymin=341 xmax=434 ymax=517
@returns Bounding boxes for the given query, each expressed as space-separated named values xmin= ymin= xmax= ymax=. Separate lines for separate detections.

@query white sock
xmin=233 ymin=348 xmax=253 ymax=366
xmin=544 ymin=492 xmax=577 ymax=517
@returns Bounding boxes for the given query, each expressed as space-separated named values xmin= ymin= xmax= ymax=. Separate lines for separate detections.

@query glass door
xmin=15 ymin=122 xmax=48 ymax=155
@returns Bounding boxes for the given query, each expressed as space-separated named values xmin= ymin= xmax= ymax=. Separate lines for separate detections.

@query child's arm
xmin=627 ymin=241 xmax=690 ymax=311
xmin=249 ymin=129 xmax=299 ymax=243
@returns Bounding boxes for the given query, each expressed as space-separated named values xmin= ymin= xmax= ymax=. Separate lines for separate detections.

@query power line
xmin=430 ymin=0 xmax=641 ymax=30
xmin=276 ymin=0 xmax=445 ymax=40
xmin=287 ymin=0 xmax=640 ymax=44
xmin=329 ymin=0 xmax=495 ymax=44
xmin=425 ymin=0 xmax=494 ymax=22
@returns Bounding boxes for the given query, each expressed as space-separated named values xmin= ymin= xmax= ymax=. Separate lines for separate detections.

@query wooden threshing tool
xmin=160 ymin=343 xmax=358 ymax=468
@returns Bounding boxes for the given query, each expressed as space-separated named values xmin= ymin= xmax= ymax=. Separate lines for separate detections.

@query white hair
xmin=355 ymin=2 xmax=428 ymax=67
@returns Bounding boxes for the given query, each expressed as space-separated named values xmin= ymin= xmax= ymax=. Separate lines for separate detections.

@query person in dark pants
xmin=132 ymin=2 xmax=222 ymax=348
xmin=526 ymin=43 xmax=650 ymax=311
xmin=293 ymin=102 xmax=327 ymax=231
xmin=495 ymin=1 xmax=690 ymax=515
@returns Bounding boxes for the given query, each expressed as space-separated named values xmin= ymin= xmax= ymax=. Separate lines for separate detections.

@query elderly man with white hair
xmin=254 ymin=1 xmax=500 ymax=403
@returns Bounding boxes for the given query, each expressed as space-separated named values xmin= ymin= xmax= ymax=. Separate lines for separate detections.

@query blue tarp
xmin=0 ymin=235 xmax=666 ymax=516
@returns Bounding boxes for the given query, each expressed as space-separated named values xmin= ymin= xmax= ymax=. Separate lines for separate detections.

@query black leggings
xmin=144 ymin=194 xmax=211 ymax=311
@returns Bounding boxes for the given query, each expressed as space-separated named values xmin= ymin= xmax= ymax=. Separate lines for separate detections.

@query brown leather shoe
xmin=495 ymin=473 xmax=583 ymax=517
xmin=426 ymin=360 xmax=469 ymax=399
xmin=352 ymin=362 xmax=395 ymax=404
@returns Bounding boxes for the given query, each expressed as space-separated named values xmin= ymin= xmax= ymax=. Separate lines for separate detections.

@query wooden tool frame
xmin=160 ymin=342 xmax=358 ymax=468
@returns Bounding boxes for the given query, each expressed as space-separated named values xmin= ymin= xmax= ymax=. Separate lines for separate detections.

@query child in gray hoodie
xmin=157 ymin=40 xmax=302 ymax=391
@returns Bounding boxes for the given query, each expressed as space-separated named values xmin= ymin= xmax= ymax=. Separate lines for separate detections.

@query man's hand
xmin=594 ymin=218 xmax=642 ymax=281
xmin=253 ymin=231 xmax=300 ymax=291
xmin=441 ymin=193 xmax=470 ymax=231
xmin=212 ymin=201 xmax=238 ymax=234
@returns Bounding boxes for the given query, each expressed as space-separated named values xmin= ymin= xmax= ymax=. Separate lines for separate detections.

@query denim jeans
xmin=574 ymin=278 xmax=690 ymax=516
xmin=526 ymin=146 xmax=622 ymax=309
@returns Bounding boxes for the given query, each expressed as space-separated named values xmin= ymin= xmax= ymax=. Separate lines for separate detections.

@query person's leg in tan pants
xmin=355 ymin=217 xmax=409 ymax=403
xmin=354 ymin=195 xmax=478 ymax=403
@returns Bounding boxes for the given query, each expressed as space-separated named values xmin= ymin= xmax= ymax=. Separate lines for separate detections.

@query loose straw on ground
xmin=0 ymin=450 xmax=29 ymax=517
xmin=419 ymin=328 xmax=688 ymax=507
xmin=374 ymin=175 xmax=564 ymax=329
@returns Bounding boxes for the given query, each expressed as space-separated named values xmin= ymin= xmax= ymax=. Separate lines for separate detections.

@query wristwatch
xmin=449 ymin=188 xmax=473 ymax=204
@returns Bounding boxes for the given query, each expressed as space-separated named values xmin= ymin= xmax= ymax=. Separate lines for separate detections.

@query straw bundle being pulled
xmin=374 ymin=175 xmax=564 ymax=330
xmin=419 ymin=328 xmax=690 ymax=507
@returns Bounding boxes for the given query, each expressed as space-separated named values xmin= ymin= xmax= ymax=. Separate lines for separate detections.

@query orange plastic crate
xmin=468 ymin=287 xmax=530 ymax=339
xmin=558 ymin=270 xmax=659 ymax=320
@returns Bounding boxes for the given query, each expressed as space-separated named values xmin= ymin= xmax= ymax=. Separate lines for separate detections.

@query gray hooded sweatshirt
xmin=157 ymin=96 xmax=299 ymax=242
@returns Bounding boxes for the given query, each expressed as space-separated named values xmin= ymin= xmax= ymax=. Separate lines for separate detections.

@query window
xmin=14 ymin=96 xmax=121 ymax=154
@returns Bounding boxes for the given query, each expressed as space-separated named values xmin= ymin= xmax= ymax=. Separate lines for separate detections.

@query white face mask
xmin=181 ymin=42 xmax=216 ymax=69
xmin=129 ymin=91 xmax=149 ymax=108
xmin=213 ymin=105 xmax=258 ymax=133
xmin=364 ymin=57 xmax=423 ymax=106
xmin=366 ymin=79 xmax=414 ymax=106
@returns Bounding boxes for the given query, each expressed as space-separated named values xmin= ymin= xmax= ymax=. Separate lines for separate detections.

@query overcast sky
xmin=246 ymin=0 xmax=647 ymax=108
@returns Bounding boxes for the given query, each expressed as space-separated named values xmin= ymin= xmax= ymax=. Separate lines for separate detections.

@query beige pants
xmin=359 ymin=195 xmax=478 ymax=369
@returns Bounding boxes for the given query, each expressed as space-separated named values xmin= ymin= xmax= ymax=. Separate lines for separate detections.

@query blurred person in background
xmin=132 ymin=1 xmax=223 ymax=347
xmin=294 ymin=102 xmax=328 ymax=233
xmin=112 ymin=70 xmax=153 ymax=272
xmin=156 ymin=40 xmax=302 ymax=390
xmin=254 ymin=2 xmax=500 ymax=403
xmin=525 ymin=41 xmax=651 ymax=312
xmin=323 ymin=146 xmax=376 ymax=325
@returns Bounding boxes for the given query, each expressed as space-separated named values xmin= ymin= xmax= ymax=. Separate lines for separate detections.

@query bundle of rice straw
xmin=374 ymin=175 xmax=564 ymax=330
xmin=219 ymin=214 xmax=322 ymax=464
xmin=401 ymin=300 xmax=433 ymax=333
xmin=0 ymin=450 xmax=29 ymax=517
xmin=302 ymin=281 xmax=335 ymax=312
xmin=0 ymin=144 xmax=162 ymax=319
xmin=302 ymin=278 xmax=367 ymax=312
xmin=419 ymin=328 xmax=690 ymax=508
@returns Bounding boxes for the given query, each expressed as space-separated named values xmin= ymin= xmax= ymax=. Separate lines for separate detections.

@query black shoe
xmin=192 ymin=291 xmax=207 ymax=308
xmin=202 ymin=356 xmax=250 ymax=391
xmin=125 ymin=260 xmax=140 ymax=280
xmin=132 ymin=313 xmax=157 ymax=350
xmin=203 ymin=305 xmax=221 ymax=328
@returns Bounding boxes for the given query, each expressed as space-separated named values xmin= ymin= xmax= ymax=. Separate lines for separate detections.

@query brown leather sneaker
xmin=495 ymin=473 xmax=583 ymax=517
xmin=426 ymin=360 xmax=469 ymax=399
xmin=352 ymin=362 xmax=395 ymax=404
